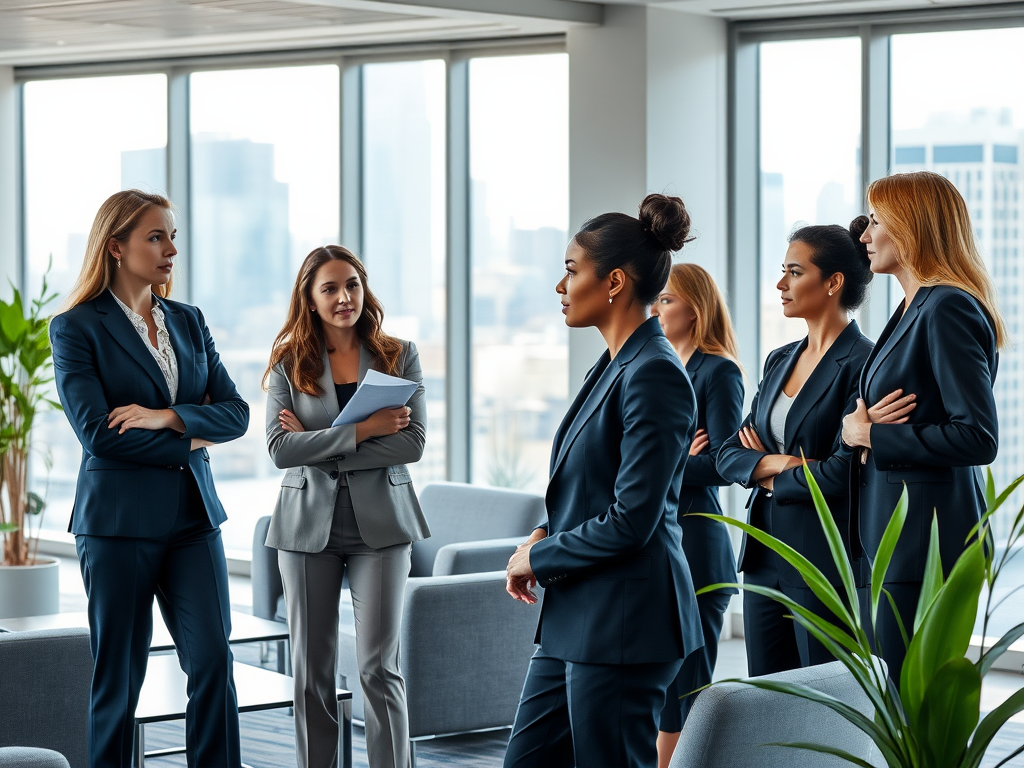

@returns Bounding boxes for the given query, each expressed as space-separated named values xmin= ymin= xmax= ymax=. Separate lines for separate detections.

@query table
xmin=0 ymin=609 xmax=289 ymax=652
xmin=134 ymin=654 xmax=352 ymax=768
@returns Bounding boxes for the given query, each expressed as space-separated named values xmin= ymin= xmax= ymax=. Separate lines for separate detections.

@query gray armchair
xmin=252 ymin=481 xmax=548 ymax=742
xmin=0 ymin=748 xmax=71 ymax=768
xmin=0 ymin=628 xmax=91 ymax=768
xmin=670 ymin=659 xmax=884 ymax=768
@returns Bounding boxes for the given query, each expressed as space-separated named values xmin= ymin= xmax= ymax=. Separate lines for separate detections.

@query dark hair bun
xmin=638 ymin=193 xmax=693 ymax=252
xmin=849 ymin=215 xmax=869 ymax=260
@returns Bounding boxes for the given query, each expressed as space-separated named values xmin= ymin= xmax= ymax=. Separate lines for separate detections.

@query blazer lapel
xmin=550 ymin=360 xmax=622 ymax=480
xmin=756 ymin=340 xmax=804 ymax=446
xmin=549 ymin=354 xmax=607 ymax=475
xmin=96 ymin=291 xmax=171 ymax=403
xmin=317 ymin=349 xmax=340 ymax=420
xmin=158 ymin=299 xmax=193 ymax=402
xmin=862 ymin=287 xmax=932 ymax=397
xmin=685 ymin=349 xmax=706 ymax=379
xmin=783 ymin=321 xmax=861 ymax=449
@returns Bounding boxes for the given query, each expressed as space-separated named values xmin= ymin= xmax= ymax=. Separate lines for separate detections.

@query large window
xmin=23 ymin=73 xmax=168 ymax=537
xmin=469 ymin=53 xmax=569 ymax=492
xmin=362 ymin=60 xmax=446 ymax=488
xmin=189 ymin=64 xmax=340 ymax=558
xmin=758 ymin=38 xmax=861 ymax=362
xmin=20 ymin=49 xmax=570 ymax=558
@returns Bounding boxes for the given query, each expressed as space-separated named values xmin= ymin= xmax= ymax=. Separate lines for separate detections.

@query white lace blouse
xmin=109 ymin=290 xmax=179 ymax=405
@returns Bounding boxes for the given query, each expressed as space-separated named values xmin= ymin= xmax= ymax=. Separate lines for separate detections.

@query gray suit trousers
xmin=279 ymin=486 xmax=412 ymax=768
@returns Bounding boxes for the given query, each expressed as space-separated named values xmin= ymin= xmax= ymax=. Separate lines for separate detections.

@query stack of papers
xmin=331 ymin=369 xmax=418 ymax=427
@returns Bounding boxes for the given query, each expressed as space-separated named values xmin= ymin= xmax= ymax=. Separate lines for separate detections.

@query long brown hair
xmin=263 ymin=245 xmax=402 ymax=396
xmin=57 ymin=189 xmax=174 ymax=314
xmin=666 ymin=263 xmax=743 ymax=370
xmin=867 ymin=171 xmax=1008 ymax=348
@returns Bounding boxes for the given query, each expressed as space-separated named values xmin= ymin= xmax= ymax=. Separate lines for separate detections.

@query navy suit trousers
xmin=76 ymin=469 xmax=240 ymax=768
xmin=503 ymin=648 xmax=681 ymax=768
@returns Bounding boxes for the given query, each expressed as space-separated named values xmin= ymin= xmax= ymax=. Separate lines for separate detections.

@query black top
xmin=335 ymin=382 xmax=358 ymax=413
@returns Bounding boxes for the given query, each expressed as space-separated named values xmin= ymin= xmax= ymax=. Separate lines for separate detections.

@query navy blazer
xmin=529 ymin=317 xmax=703 ymax=665
xmin=49 ymin=291 xmax=250 ymax=537
xmin=717 ymin=321 xmax=873 ymax=588
xmin=679 ymin=351 xmax=742 ymax=594
xmin=855 ymin=286 xmax=998 ymax=583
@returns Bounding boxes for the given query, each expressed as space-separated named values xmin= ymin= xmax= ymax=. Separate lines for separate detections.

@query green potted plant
xmin=0 ymin=272 xmax=62 ymax=618
xmin=699 ymin=464 xmax=1024 ymax=768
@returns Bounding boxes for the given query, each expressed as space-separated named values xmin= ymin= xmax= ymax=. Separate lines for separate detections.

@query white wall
xmin=0 ymin=67 xmax=18 ymax=296
xmin=566 ymin=6 xmax=729 ymax=388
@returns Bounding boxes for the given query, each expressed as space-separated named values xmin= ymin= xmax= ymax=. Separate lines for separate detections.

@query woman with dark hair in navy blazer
xmin=650 ymin=263 xmax=743 ymax=768
xmin=49 ymin=190 xmax=249 ymax=768
xmin=718 ymin=219 xmax=875 ymax=676
xmin=502 ymin=194 xmax=704 ymax=768
xmin=842 ymin=171 xmax=1005 ymax=683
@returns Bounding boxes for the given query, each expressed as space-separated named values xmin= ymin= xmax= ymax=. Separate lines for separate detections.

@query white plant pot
xmin=0 ymin=557 xmax=60 ymax=618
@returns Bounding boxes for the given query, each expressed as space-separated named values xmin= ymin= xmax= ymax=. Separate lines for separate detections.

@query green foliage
xmin=696 ymin=464 xmax=1024 ymax=768
xmin=0 ymin=266 xmax=60 ymax=564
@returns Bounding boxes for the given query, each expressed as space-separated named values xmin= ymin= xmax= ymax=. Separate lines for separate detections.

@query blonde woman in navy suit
xmin=50 ymin=190 xmax=249 ymax=768
xmin=650 ymin=263 xmax=743 ymax=768
xmin=503 ymin=194 xmax=704 ymax=768
xmin=263 ymin=245 xmax=427 ymax=768
xmin=843 ymin=172 xmax=1005 ymax=683
xmin=717 ymin=220 xmax=874 ymax=676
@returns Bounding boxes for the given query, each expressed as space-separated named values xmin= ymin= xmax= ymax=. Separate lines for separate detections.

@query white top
xmin=109 ymin=289 xmax=179 ymax=405
xmin=769 ymin=391 xmax=795 ymax=453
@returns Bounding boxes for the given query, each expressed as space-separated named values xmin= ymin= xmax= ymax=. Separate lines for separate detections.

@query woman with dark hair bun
xmin=503 ymin=194 xmax=704 ymax=768
xmin=717 ymin=217 xmax=881 ymax=675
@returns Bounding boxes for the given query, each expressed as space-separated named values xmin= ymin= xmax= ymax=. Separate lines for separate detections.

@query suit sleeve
xmin=772 ymin=353 xmax=863 ymax=504
xmin=529 ymin=358 xmax=695 ymax=584
xmin=682 ymin=359 xmax=744 ymax=487
xmin=170 ymin=307 xmax=249 ymax=443
xmin=716 ymin=351 xmax=780 ymax=489
xmin=265 ymin=342 xmax=426 ymax=471
xmin=870 ymin=293 xmax=998 ymax=469
xmin=50 ymin=313 xmax=191 ymax=467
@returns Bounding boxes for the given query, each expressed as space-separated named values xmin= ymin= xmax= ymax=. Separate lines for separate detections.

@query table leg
xmin=340 ymin=698 xmax=352 ymax=768
xmin=133 ymin=723 xmax=145 ymax=768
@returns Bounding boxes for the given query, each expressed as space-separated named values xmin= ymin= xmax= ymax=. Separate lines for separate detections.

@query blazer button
xmin=330 ymin=470 xmax=340 ymax=480
xmin=339 ymin=455 xmax=346 ymax=461
xmin=166 ymin=465 xmax=174 ymax=470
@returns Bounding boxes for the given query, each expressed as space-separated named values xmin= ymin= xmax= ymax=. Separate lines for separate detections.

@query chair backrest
xmin=401 ymin=571 xmax=542 ymax=739
xmin=0 ymin=628 xmax=92 ymax=768
xmin=251 ymin=515 xmax=283 ymax=621
xmin=410 ymin=482 xmax=546 ymax=577
xmin=671 ymin=660 xmax=884 ymax=768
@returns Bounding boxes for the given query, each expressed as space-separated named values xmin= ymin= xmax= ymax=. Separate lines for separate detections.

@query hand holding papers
xmin=331 ymin=370 xmax=418 ymax=427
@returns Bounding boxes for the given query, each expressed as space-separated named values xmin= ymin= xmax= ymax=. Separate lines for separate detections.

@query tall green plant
xmin=697 ymin=464 xmax=1024 ymax=768
xmin=0 ymin=271 xmax=61 ymax=566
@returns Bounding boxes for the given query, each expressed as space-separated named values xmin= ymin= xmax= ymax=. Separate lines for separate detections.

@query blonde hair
xmin=666 ymin=263 xmax=743 ymax=370
xmin=57 ymin=190 xmax=174 ymax=314
xmin=867 ymin=171 xmax=1007 ymax=348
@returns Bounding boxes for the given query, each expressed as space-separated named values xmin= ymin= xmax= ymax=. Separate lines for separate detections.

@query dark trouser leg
xmin=783 ymin=584 xmax=846 ymax=668
xmin=742 ymin=564 xmax=802 ymax=676
xmin=859 ymin=581 xmax=920 ymax=684
xmin=503 ymin=650 xmax=574 ymax=768
xmin=156 ymin=515 xmax=240 ymax=765
xmin=566 ymin=658 xmax=681 ymax=768
xmin=660 ymin=590 xmax=732 ymax=732
xmin=76 ymin=535 xmax=161 ymax=768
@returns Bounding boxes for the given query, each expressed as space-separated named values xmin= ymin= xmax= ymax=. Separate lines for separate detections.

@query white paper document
xmin=331 ymin=369 xmax=418 ymax=427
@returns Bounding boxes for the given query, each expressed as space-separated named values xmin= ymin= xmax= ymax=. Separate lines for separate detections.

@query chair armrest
xmin=431 ymin=537 xmax=524 ymax=576
xmin=251 ymin=516 xmax=284 ymax=622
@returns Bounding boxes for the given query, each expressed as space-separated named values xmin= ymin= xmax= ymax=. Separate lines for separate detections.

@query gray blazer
xmin=264 ymin=340 xmax=429 ymax=552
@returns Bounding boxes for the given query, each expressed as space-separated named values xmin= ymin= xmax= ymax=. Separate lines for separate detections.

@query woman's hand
xmin=868 ymin=388 xmax=916 ymax=424
xmin=356 ymin=406 xmax=412 ymax=443
xmin=738 ymin=425 xmax=768 ymax=453
xmin=278 ymin=409 xmax=306 ymax=433
xmin=689 ymin=429 xmax=709 ymax=457
xmin=842 ymin=399 xmax=873 ymax=449
xmin=108 ymin=406 xmax=184 ymax=434
xmin=507 ymin=528 xmax=547 ymax=604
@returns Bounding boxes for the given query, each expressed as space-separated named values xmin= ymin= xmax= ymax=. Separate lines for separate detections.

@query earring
xmin=608 ymin=296 xmax=613 ymax=304
xmin=828 ymin=290 xmax=833 ymax=296
xmin=115 ymin=259 xmax=121 ymax=269
xmin=311 ymin=307 xmax=316 ymax=313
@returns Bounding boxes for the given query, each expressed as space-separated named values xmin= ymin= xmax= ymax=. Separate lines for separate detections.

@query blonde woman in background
xmin=650 ymin=264 xmax=743 ymax=768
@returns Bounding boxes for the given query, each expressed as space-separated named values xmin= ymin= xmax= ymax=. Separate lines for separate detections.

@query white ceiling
xmin=0 ymin=0 xmax=1018 ymax=67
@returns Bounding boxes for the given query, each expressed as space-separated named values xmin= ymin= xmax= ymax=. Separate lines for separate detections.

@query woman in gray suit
xmin=262 ymin=245 xmax=429 ymax=768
